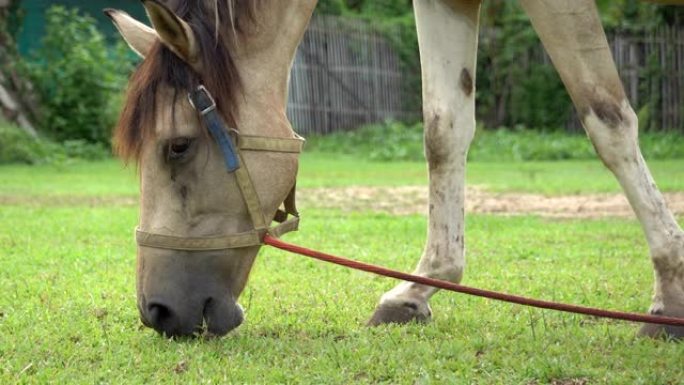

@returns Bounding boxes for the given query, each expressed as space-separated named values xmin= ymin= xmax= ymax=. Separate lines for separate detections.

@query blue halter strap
xmin=188 ymin=85 xmax=240 ymax=172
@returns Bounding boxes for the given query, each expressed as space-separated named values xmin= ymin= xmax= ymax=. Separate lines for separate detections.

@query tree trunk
xmin=0 ymin=0 xmax=38 ymax=137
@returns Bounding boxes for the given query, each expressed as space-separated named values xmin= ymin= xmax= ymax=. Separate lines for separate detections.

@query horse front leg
xmin=520 ymin=0 xmax=684 ymax=339
xmin=368 ymin=0 xmax=482 ymax=326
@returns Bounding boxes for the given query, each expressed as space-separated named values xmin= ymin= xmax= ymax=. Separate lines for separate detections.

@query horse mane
xmin=114 ymin=0 xmax=261 ymax=162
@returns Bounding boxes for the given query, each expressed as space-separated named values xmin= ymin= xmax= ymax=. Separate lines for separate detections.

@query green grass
xmin=1 ymin=156 xmax=683 ymax=384
xmin=1 ymin=206 xmax=683 ymax=384
xmin=1 ymin=154 xmax=683 ymax=195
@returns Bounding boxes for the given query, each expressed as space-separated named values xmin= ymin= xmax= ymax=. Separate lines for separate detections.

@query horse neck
xmin=230 ymin=0 xmax=317 ymax=138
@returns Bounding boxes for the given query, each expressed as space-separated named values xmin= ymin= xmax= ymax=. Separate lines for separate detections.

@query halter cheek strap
xmin=135 ymin=85 xmax=304 ymax=251
xmin=188 ymin=85 xmax=240 ymax=172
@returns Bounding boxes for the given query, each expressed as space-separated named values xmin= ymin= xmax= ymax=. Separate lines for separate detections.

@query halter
xmin=135 ymin=85 xmax=303 ymax=251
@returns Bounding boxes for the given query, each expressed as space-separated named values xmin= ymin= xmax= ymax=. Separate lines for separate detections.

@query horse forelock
xmin=114 ymin=0 xmax=261 ymax=163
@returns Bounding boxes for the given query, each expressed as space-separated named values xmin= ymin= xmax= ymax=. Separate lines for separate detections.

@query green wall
xmin=17 ymin=0 xmax=147 ymax=54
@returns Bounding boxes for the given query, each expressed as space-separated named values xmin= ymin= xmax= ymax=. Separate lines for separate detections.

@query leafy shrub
xmin=0 ymin=121 xmax=55 ymax=164
xmin=468 ymin=128 xmax=595 ymax=161
xmin=305 ymin=121 xmax=684 ymax=162
xmin=639 ymin=132 xmax=684 ymax=159
xmin=23 ymin=6 xmax=133 ymax=145
xmin=315 ymin=2 xmax=683 ymax=134
xmin=0 ymin=120 xmax=110 ymax=164
xmin=316 ymin=0 xmax=347 ymax=15
xmin=60 ymin=139 xmax=110 ymax=161
xmin=306 ymin=121 xmax=423 ymax=161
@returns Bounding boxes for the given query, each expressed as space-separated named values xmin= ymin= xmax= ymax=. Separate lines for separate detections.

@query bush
xmin=23 ymin=6 xmax=133 ymax=145
xmin=0 ymin=121 xmax=55 ymax=164
xmin=305 ymin=121 xmax=684 ymax=162
xmin=0 ymin=120 xmax=110 ymax=165
xmin=306 ymin=121 xmax=424 ymax=161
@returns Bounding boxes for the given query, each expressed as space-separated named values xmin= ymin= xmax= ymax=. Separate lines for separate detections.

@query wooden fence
xmin=608 ymin=27 xmax=684 ymax=132
xmin=288 ymin=17 xmax=684 ymax=134
xmin=287 ymin=16 xmax=417 ymax=135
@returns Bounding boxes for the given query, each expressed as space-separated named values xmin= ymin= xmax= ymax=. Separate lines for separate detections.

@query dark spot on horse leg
xmin=592 ymin=100 xmax=624 ymax=128
xmin=179 ymin=185 xmax=188 ymax=201
xmin=580 ymin=95 xmax=625 ymax=129
xmin=424 ymin=113 xmax=444 ymax=167
xmin=460 ymin=68 xmax=473 ymax=97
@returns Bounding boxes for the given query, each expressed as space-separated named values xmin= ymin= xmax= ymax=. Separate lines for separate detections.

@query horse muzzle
xmin=139 ymin=293 xmax=244 ymax=338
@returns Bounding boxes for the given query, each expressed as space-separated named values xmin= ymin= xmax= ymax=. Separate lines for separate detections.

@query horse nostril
xmin=202 ymin=298 xmax=213 ymax=315
xmin=203 ymin=297 xmax=244 ymax=336
xmin=147 ymin=302 xmax=177 ymax=335
xmin=142 ymin=298 xmax=240 ymax=337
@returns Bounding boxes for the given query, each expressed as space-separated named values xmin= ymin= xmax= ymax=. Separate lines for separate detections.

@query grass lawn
xmin=1 ymin=153 xmax=684 ymax=196
xmin=1 ymin=155 xmax=684 ymax=384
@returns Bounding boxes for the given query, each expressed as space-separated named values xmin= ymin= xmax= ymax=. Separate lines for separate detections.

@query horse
xmin=105 ymin=0 xmax=684 ymax=339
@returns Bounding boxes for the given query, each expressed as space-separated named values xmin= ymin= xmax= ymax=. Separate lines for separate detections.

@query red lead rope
xmin=263 ymin=235 xmax=684 ymax=327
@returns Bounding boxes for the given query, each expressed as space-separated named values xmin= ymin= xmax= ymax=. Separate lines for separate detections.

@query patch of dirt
xmin=2 ymin=187 xmax=683 ymax=219
xmin=173 ymin=360 xmax=189 ymax=374
xmin=298 ymin=186 xmax=684 ymax=219
xmin=0 ymin=195 xmax=137 ymax=207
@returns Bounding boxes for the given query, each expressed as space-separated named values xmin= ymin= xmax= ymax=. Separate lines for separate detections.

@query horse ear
xmin=104 ymin=8 xmax=157 ymax=58
xmin=141 ymin=0 xmax=200 ymax=67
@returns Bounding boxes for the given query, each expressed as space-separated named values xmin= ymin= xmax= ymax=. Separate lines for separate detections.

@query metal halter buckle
xmin=188 ymin=85 xmax=217 ymax=116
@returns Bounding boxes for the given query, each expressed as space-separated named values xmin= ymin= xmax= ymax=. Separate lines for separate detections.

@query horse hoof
xmin=367 ymin=299 xmax=432 ymax=326
xmin=638 ymin=323 xmax=684 ymax=340
xmin=637 ymin=306 xmax=684 ymax=340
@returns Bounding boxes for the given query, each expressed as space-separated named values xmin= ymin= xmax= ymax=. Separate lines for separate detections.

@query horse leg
xmin=368 ymin=0 xmax=481 ymax=326
xmin=520 ymin=0 xmax=684 ymax=339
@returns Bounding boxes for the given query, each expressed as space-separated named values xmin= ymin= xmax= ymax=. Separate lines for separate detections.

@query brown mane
xmin=114 ymin=0 xmax=260 ymax=162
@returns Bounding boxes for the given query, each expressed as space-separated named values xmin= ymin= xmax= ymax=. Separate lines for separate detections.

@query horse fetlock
xmin=650 ymin=233 xmax=684 ymax=282
xmin=416 ymin=264 xmax=463 ymax=286
xmin=640 ymin=242 xmax=684 ymax=340
xmin=638 ymin=295 xmax=684 ymax=340
xmin=436 ymin=264 xmax=464 ymax=283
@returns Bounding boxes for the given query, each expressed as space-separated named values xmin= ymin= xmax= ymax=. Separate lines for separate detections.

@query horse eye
xmin=167 ymin=137 xmax=194 ymax=160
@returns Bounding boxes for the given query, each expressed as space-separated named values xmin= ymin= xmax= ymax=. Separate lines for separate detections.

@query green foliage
xmin=6 ymin=0 xmax=24 ymax=41
xmin=358 ymin=0 xmax=412 ymax=17
xmin=469 ymin=128 xmax=595 ymax=162
xmin=305 ymin=121 xmax=684 ymax=162
xmin=23 ymin=6 xmax=133 ymax=145
xmin=373 ymin=15 xmax=422 ymax=112
xmin=315 ymin=0 xmax=347 ymax=15
xmin=306 ymin=121 xmax=423 ymax=162
xmin=477 ymin=2 xmax=573 ymax=130
xmin=314 ymin=1 xmax=420 ymax=112
xmin=316 ymin=0 xmax=412 ymax=16
xmin=0 ymin=121 xmax=53 ymax=164
xmin=0 ymin=120 xmax=110 ymax=165
xmin=59 ymin=139 xmax=110 ymax=161
xmin=595 ymin=0 xmax=684 ymax=30
xmin=315 ymin=1 xmax=683 ymax=133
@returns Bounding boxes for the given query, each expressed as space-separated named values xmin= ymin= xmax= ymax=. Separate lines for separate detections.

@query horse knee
xmin=580 ymin=94 xmax=639 ymax=171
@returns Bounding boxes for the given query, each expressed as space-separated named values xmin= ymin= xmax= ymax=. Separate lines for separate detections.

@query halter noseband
xmin=135 ymin=85 xmax=303 ymax=251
